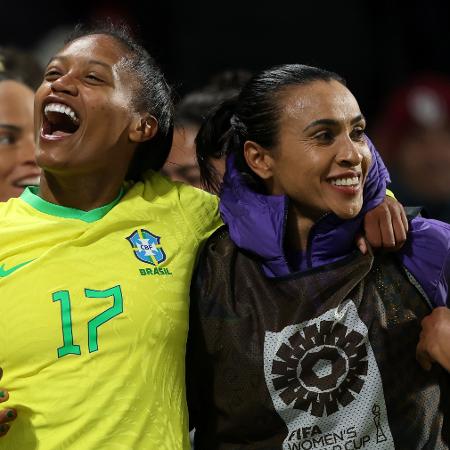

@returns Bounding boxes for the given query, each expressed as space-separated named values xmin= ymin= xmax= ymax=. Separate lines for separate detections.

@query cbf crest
xmin=126 ymin=229 xmax=166 ymax=266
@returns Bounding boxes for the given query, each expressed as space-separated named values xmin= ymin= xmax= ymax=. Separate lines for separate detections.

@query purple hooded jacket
xmin=219 ymin=139 xmax=450 ymax=307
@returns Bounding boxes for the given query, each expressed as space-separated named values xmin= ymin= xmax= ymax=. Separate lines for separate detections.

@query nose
xmin=17 ymin=133 xmax=37 ymax=167
xmin=50 ymin=73 xmax=78 ymax=96
xmin=335 ymin=137 xmax=363 ymax=167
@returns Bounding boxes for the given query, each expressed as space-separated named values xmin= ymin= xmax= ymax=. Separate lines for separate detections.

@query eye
xmin=313 ymin=129 xmax=334 ymax=143
xmin=350 ymin=126 xmax=366 ymax=141
xmin=85 ymin=74 xmax=103 ymax=84
xmin=44 ymin=68 xmax=62 ymax=81
xmin=0 ymin=133 xmax=15 ymax=146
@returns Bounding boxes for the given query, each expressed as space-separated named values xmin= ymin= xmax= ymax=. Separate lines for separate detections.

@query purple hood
xmin=219 ymin=139 xmax=450 ymax=307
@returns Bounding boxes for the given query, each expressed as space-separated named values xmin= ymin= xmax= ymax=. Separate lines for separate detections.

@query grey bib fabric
xmin=188 ymin=228 xmax=450 ymax=450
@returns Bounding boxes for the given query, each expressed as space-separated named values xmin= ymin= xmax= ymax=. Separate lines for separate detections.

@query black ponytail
xmin=196 ymin=96 xmax=240 ymax=193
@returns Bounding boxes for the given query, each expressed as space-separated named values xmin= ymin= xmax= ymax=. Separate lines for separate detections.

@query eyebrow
xmin=0 ymin=124 xmax=21 ymax=132
xmin=303 ymin=114 xmax=366 ymax=131
xmin=47 ymin=56 xmax=112 ymax=71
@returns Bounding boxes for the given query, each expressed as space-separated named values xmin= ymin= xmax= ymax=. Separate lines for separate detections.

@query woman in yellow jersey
xmin=0 ymin=23 xmax=407 ymax=448
xmin=0 ymin=22 xmax=222 ymax=449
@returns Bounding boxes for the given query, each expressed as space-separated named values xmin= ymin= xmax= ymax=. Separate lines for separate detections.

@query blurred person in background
xmin=162 ymin=70 xmax=251 ymax=189
xmin=0 ymin=47 xmax=42 ymax=201
xmin=374 ymin=73 xmax=450 ymax=223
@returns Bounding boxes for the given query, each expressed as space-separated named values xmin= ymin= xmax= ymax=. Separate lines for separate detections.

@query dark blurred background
xmin=1 ymin=0 xmax=449 ymax=123
xmin=2 ymin=0 xmax=450 ymax=221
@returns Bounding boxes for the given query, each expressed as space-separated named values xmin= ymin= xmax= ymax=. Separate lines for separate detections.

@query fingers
xmin=416 ymin=341 xmax=433 ymax=371
xmin=355 ymin=234 xmax=368 ymax=255
xmin=0 ymin=368 xmax=10 ymax=406
xmin=0 ymin=368 xmax=16 ymax=437
xmin=378 ymin=206 xmax=396 ymax=248
xmin=363 ymin=212 xmax=383 ymax=248
xmin=399 ymin=203 xmax=409 ymax=233
xmin=416 ymin=308 xmax=450 ymax=372
xmin=0 ymin=389 xmax=9 ymax=403
xmin=0 ymin=424 xmax=10 ymax=437
xmin=0 ymin=408 xmax=16 ymax=425
xmin=390 ymin=202 xmax=408 ymax=250
xmin=416 ymin=315 xmax=435 ymax=370
xmin=363 ymin=196 xmax=409 ymax=251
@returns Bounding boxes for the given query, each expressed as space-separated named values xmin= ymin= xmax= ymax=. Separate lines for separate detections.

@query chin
xmin=334 ymin=204 xmax=363 ymax=220
xmin=36 ymin=149 xmax=70 ymax=171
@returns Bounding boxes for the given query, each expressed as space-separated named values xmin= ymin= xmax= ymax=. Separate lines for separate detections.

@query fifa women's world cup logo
xmin=271 ymin=318 xmax=367 ymax=418
xmin=263 ymin=301 xmax=394 ymax=450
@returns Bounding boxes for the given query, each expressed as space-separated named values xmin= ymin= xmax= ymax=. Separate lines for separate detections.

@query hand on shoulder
xmin=356 ymin=195 xmax=408 ymax=254
xmin=0 ymin=368 xmax=17 ymax=437
xmin=416 ymin=307 xmax=450 ymax=372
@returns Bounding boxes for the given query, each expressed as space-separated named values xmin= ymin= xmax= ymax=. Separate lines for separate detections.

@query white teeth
xmin=330 ymin=176 xmax=359 ymax=186
xmin=44 ymin=103 xmax=79 ymax=123
xmin=14 ymin=176 xmax=40 ymax=187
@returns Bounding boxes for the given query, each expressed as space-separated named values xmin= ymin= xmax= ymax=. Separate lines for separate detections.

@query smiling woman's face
xmin=34 ymin=34 xmax=139 ymax=177
xmin=0 ymin=80 xmax=39 ymax=201
xmin=251 ymin=80 xmax=371 ymax=221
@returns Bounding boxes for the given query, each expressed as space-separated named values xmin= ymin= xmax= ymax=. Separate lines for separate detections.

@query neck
xmin=39 ymin=171 xmax=125 ymax=211
xmin=285 ymin=203 xmax=316 ymax=251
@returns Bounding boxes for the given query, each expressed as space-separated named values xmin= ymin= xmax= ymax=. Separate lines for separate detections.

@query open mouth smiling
xmin=326 ymin=173 xmax=362 ymax=194
xmin=41 ymin=101 xmax=81 ymax=140
xmin=13 ymin=175 xmax=40 ymax=188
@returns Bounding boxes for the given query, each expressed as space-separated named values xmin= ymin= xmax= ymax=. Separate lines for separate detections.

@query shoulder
xmin=136 ymin=170 xmax=222 ymax=243
xmin=399 ymin=217 xmax=450 ymax=306
xmin=200 ymin=226 xmax=233 ymax=256
xmin=191 ymin=226 xmax=232 ymax=297
xmin=0 ymin=197 xmax=28 ymax=219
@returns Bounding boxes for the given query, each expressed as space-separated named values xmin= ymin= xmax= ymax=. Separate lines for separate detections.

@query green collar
xmin=20 ymin=186 xmax=123 ymax=223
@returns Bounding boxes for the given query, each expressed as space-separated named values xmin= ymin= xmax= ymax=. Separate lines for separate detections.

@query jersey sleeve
xmin=399 ymin=217 xmax=450 ymax=307
xmin=177 ymin=183 xmax=223 ymax=245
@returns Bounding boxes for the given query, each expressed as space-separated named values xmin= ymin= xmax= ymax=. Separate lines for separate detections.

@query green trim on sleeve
xmin=20 ymin=186 xmax=124 ymax=222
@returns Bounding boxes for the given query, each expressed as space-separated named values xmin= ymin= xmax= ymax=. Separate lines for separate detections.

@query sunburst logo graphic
xmin=271 ymin=320 xmax=368 ymax=418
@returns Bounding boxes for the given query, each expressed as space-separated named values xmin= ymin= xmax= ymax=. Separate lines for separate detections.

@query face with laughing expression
xmin=246 ymin=80 xmax=371 ymax=225
xmin=34 ymin=34 xmax=149 ymax=181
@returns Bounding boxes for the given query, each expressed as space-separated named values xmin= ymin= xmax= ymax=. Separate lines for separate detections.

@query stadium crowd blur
xmin=0 ymin=3 xmax=449 ymax=224
xmin=373 ymin=73 xmax=450 ymax=223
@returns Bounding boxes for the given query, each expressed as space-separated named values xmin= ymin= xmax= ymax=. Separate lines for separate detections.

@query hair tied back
xmin=230 ymin=114 xmax=247 ymax=135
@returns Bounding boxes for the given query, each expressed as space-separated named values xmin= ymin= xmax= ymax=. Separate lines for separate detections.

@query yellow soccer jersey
xmin=0 ymin=172 xmax=221 ymax=450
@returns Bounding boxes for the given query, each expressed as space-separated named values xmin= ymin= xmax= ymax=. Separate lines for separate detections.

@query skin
xmin=245 ymin=80 xmax=372 ymax=250
xmin=0 ymin=369 xmax=16 ymax=436
xmin=0 ymin=80 xmax=39 ymax=201
xmin=359 ymin=195 xmax=408 ymax=253
xmin=162 ymin=124 xmax=227 ymax=190
xmin=34 ymin=34 xmax=156 ymax=210
xmin=162 ymin=125 xmax=202 ymax=187
xmin=416 ymin=307 xmax=450 ymax=372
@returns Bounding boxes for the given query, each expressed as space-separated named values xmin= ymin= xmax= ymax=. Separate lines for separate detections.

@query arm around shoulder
xmin=177 ymin=183 xmax=223 ymax=244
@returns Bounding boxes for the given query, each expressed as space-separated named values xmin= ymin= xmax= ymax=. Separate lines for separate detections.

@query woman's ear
xmin=129 ymin=114 xmax=158 ymax=143
xmin=243 ymin=140 xmax=274 ymax=180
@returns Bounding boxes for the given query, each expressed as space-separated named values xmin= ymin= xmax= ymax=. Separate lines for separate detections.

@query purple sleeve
xmin=398 ymin=217 xmax=450 ymax=307
xmin=361 ymin=136 xmax=390 ymax=213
